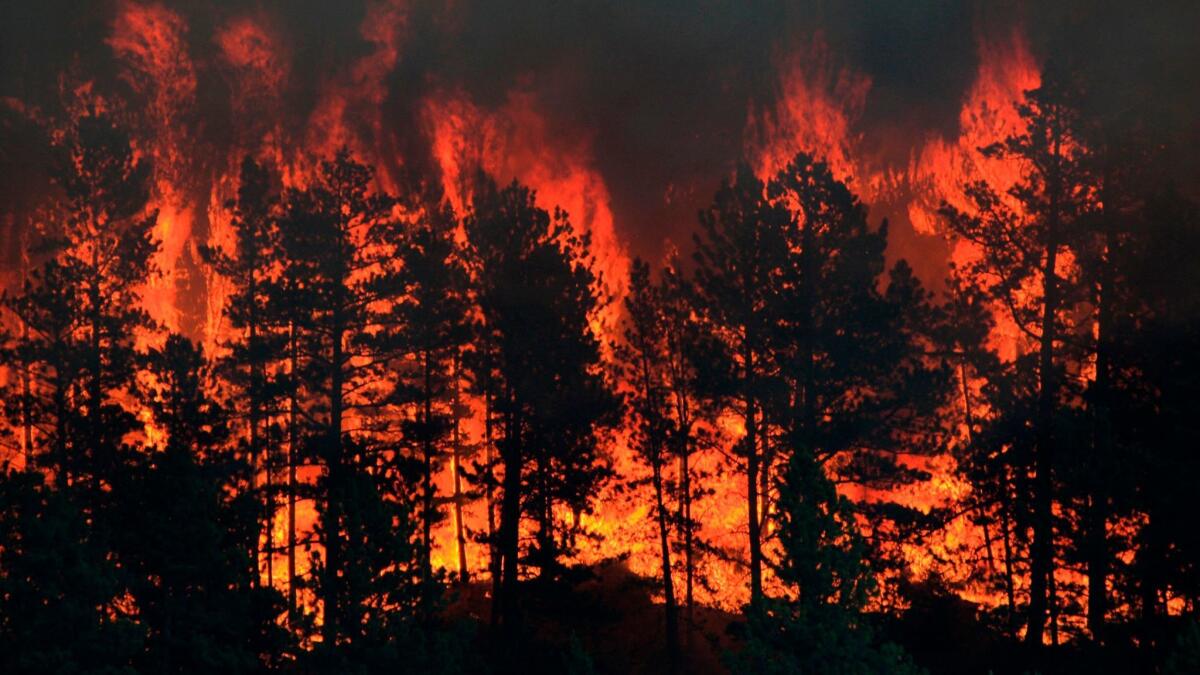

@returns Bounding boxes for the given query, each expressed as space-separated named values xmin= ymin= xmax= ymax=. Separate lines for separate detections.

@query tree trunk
xmin=960 ymin=358 xmax=1002 ymax=581
xmin=681 ymin=447 xmax=694 ymax=656
xmin=1138 ymin=517 xmax=1165 ymax=650
xmin=421 ymin=348 xmax=436 ymax=617
xmin=451 ymin=356 xmax=469 ymax=582
xmin=1086 ymin=192 xmax=1117 ymax=642
xmin=495 ymin=390 xmax=523 ymax=633
xmin=265 ymin=434 xmax=274 ymax=590
xmin=322 ymin=309 xmax=345 ymax=646
xmin=249 ymin=275 xmax=268 ymax=590
xmin=18 ymin=235 xmax=32 ymax=468
xmin=1049 ymin=557 xmax=1060 ymax=646
xmin=744 ymin=339 xmax=762 ymax=606
xmin=287 ymin=322 xmax=299 ymax=624
xmin=1026 ymin=173 xmax=1062 ymax=648
xmin=53 ymin=372 xmax=68 ymax=489
xmin=20 ymin=318 xmax=33 ymax=467
xmin=653 ymin=458 xmax=680 ymax=674
xmin=759 ymin=409 xmax=772 ymax=545
xmin=487 ymin=387 xmax=502 ymax=627
xmin=1085 ymin=493 xmax=1109 ymax=640
xmin=498 ymin=440 xmax=522 ymax=630
xmin=999 ymin=486 xmax=1018 ymax=637
xmin=667 ymin=324 xmax=695 ymax=661
xmin=746 ymin=404 xmax=762 ymax=606
xmin=639 ymin=345 xmax=680 ymax=672
xmin=535 ymin=450 xmax=554 ymax=578
xmin=88 ymin=244 xmax=102 ymax=496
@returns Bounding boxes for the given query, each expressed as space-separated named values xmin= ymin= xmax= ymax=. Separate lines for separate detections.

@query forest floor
xmin=444 ymin=558 xmax=739 ymax=674
xmin=442 ymin=561 xmax=1161 ymax=674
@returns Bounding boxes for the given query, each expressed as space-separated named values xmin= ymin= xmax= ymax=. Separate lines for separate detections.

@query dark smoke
xmin=2 ymin=0 xmax=1197 ymax=269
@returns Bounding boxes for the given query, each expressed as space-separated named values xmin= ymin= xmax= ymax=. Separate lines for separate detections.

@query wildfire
xmin=2 ymin=0 xmax=1098 ymax=633
xmin=105 ymin=2 xmax=1046 ymax=616
xmin=109 ymin=0 xmax=199 ymax=336
xmin=740 ymin=26 xmax=1060 ymax=623
xmin=304 ymin=0 xmax=409 ymax=181
xmin=747 ymin=34 xmax=873 ymax=194
xmin=422 ymin=88 xmax=630 ymax=306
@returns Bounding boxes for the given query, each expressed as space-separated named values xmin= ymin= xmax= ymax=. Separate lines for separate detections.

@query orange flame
xmin=109 ymin=1 xmax=199 ymax=335
xmin=37 ymin=4 xmax=1092 ymax=631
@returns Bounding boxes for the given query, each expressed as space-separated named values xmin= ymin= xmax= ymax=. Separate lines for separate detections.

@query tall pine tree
xmin=941 ymin=73 xmax=1093 ymax=646
xmin=465 ymin=175 xmax=618 ymax=633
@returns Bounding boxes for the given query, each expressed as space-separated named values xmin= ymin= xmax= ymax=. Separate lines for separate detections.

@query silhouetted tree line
xmin=2 ymin=71 xmax=1200 ymax=675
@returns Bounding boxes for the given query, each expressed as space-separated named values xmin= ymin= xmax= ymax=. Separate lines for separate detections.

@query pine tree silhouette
xmin=465 ymin=174 xmax=618 ymax=635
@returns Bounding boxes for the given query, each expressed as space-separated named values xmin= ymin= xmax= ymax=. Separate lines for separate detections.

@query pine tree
xmin=1 ymin=259 xmax=83 ymax=483
xmin=931 ymin=268 xmax=1021 ymax=634
xmin=0 ymin=470 xmax=142 ymax=674
xmin=117 ymin=334 xmax=290 ymax=674
xmin=1066 ymin=100 xmax=1157 ymax=644
xmin=721 ymin=152 xmax=944 ymax=671
xmin=0 ymin=109 xmax=158 ymax=675
xmin=202 ymin=155 xmax=289 ymax=595
xmin=730 ymin=450 xmax=920 ymax=674
xmin=767 ymin=153 xmax=949 ymax=574
xmin=52 ymin=109 xmax=159 ymax=498
xmin=941 ymin=73 xmax=1093 ymax=646
xmin=318 ymin=437 xmax=428 ymax=670
xmin=387 ymin=197 xmax=471 ymax=613
xmin=658 ymin=255 xmax=713 ymax=655
xmin=1121 ymin=188 xmax=1200 ymax=652
xmin=1 ymin=109 xmax=157 ymax=497
xmin=690 ymin=164 xmax=790 ymax=607
xmin=465 ymin=175 xmax=619 ymax=633
xmin=618 ymin=258 xmax=682 ymax=672
xmin=274 ymin=149 xmax=418 ymax=651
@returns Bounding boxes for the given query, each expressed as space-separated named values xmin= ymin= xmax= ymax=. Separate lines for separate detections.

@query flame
xmin=422 ymin=87 xmax=630 ymax=321
xmin=747 ymin=34 xmax=874 ymax=193
xmin=740 ymin=27 xmax=1065 ymax=626
xmin=893 ymin=32 xmax=1042 ymax=609
xmin=7 ymin=1 xmax=1130 ymax=640
xmin=215 ymin=16 xmax=289 ymax=106
xmin=109 ymin=1 xmax=199 ymax=335
xmin=907 ymin=30 xmax=1041 ymax=237
xmin=305 ymin=0 xmax=409 ymax=189
xmin=104 ymin=8 xmax=1045 ymax=616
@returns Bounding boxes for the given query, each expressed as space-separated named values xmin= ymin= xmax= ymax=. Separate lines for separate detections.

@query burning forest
xmin=1 ymin=1 xmax=1199 ymax=673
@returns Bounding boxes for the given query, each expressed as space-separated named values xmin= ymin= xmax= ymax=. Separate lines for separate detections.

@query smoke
xmin=1 ymin=0 xmax=1197 ymax=272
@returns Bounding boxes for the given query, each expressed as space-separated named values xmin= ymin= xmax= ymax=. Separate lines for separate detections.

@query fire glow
xmin=143 ymin=2 xmax=1038 ymax=615
xmin=4 ymin=2 xmax=1192 ymax=666
xmin=10 ymin=0 xmax=1035 ymax=610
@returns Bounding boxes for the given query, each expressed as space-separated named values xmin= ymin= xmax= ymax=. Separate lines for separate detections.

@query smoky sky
xmin=2 ymin=0 xmax=1198 ymax=267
